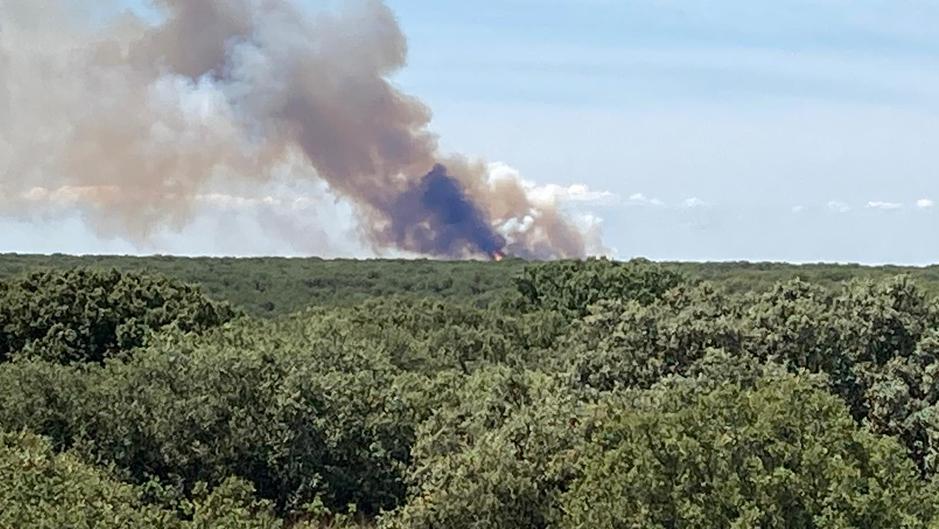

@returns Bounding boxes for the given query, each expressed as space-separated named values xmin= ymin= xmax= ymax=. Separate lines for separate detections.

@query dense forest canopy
xmin=4 ymin=253 xmax=939 ymax=315
xmin=5 ymin=254 xmax=939 ymax=527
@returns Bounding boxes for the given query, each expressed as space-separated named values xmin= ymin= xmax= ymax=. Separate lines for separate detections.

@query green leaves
xmin=511 ymin=258 xmax=688 ymax=319
xmin=0 ymin=314 xmax=417 ymax=517
xmin=558 ymin=375 xmax=934 ymax=529
xmin=0 ymin=431 xmax=299 ymax=529
xmin=0 ymin=269 xmax=237 ymax=363
xmin=0 ymin=430 xmax=181 ymax=529
xmin=5 ymin=260 xmax=939 ymax=527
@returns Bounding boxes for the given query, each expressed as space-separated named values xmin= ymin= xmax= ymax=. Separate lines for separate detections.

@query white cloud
xmin=531 ymin=183 xmax=618 ymax=205
xmin=867 ymin=201 xmax=903 ymax=210
xmin=791 ymin=205 xmax=805 ymax=213
xmin=21 ymin=185 xmax=122 ymax=205
xmin=195 ymin=193 xmax=279 ymax=209
xmin=682 ymin=197 xmax=707 ymax=209
xmin=827 ymin=200 xmax=851 ymax=213
xmin=488 ymin=162 xmax=618 ymax=206
xmin=917 ymin=198 xmax=934 ymax=209
xmin=626 ymin=192 xmax=665 ymax=207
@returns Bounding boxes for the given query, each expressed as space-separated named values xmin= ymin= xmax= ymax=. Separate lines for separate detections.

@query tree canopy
xmin=4 ymin=257 xmax=939 ymax=527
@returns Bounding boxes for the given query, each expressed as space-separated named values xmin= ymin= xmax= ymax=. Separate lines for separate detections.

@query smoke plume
xmin=0 ymin=0 xmax=600 ymax=259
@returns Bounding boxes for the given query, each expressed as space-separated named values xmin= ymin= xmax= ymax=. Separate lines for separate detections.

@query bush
xmin=383 ymin=367 xmax=584 ymax=529
xmin=332 ymin=299 xmax=566 ymax=373
xmin=558 ymin=374 xmax=938 ymax=529
xmin=0 ymin=431 xmax=294 ymax=529
xmin=511 ymin=258 xmax=688 ymax=319
xmin=0 ymin=430 xmax=182 ymax=528
xmin=0 ymin=314 xmax=416 ymax=516
xmin=0 ymin=269 xmax=237 ymax=363
xmin=560 ymin=283 xmax=742 ymax=393
xmin=743 ymin=276 xmax=939 ymax=418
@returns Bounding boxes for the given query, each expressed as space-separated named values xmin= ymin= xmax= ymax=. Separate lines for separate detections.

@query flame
xmin=491 ymin=251 xmax=505 ymax=262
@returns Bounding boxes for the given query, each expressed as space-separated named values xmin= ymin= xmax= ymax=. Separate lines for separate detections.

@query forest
xmin=5 ymin=254 xmax=939 ymax=527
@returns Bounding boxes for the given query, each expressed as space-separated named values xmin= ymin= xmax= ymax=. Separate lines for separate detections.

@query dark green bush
xmin=0 ymin=269 xmax=237 ymax=363
xmin=511 ymin=257 xmax=688 ymax=318
xmin=0 ymin=314 xmax=416 ymax=516
xmin=558 ymin=374 xmax=938 ymax=529
xmin=5 ymin=258 xmax=939 ymax=527
xmin=332 ymin=298 xmax=565 ymax=372
xmin=382 ymin=367 xmax=585 ymax=529
xmin=560 ymin=283 xmax=742 ymax=392
xmin=0 ymin=430 xmax=294 ymax=528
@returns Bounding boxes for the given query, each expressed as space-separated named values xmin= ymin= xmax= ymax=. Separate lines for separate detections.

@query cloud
xmin=681 ymin=197 xmax=707 ymax=209
xmin=626 ymin=193 xmax=665 ymax=207
xmin=792 ymin=205 xmax=805 ymax=213
xmin=195 ymin=193 xmax=283 ymax=210
xmin=827 ymin=200 xmax=851 ymax=213
xmin=867 ymin=201 xmax=903 ymax=210
xmin=536 ymin=183 xmax=618 ymax=205
xmin=917 ymin=198 xmax=934 ymax=209
xmin=488 ymin=162 xmax=618 ymax=207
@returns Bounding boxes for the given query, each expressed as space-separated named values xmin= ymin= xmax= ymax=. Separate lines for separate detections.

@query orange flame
xmin=491 ymin=251 xmax=505 ymax=262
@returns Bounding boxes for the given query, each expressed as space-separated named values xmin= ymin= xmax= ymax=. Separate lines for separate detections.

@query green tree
xmin=383 ymin=367 xmax=584 ymax=529
xmin=0 ymin=269 xmax=237 ymax=363
xmin=558 ymin=374 xmax=937 ymax=529
xmin=0 ymin=430 xmax=182 ymax=529
xmin=560 ymin=283 xmax=742 ymax=393
xmin=511 ymin=258 xmax=687 ymax=319
xmin=0 ymin=314 xmax=417 ymax=516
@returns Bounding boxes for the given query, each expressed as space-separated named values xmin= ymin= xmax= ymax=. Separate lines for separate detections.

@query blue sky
xmin=4 ymin=0 xmax=939 ymax=263
xmin=387 ymin=0 xmax=939 ymax=263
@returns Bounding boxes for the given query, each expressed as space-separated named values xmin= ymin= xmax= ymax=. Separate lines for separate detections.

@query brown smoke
xmin=0 ymin=0 xmax=599 ymax=259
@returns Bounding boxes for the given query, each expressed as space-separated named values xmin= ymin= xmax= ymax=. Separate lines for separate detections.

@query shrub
xmin=0 ymin=315 xmax=416 ymax=516
xmin=0 ymin=430 xmax=182 ymax=528
xmin=0 ymin=269 xmax=237 ymax=363
xmin=511 ymin=258 xmax=688 ymax=319
xmin=383 ymin=367 xmax=584 ymax=529
xmin=558 ymin=374 xmax=938 ymax=529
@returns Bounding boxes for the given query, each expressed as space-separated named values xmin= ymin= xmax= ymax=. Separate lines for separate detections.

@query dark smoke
xmin=0 ymin=0 xmax=603 ymax=259
xmin=392 ymin=164 xmax=506 ymax=257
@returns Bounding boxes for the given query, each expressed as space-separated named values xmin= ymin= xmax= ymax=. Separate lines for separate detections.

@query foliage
xmin=5 ymin=257 xmax=939 ymax=527
xmin=558 ymin=374 xmax=937 ymax=529
xmin=8 ymin=254 xmax=939 ymax=317
xmin=381 ymin=367 xmax=584 ymax=529
xmin=0 ymin=431 xmax=284 ymax=529
xmin=0 ymin=316 xmax=415 ymax=516
xmin=511 ymin=257 xmax=688 ymax=318
xmin=0 ymin=430 xmax=181 ymax=528
xmin=0 ymin=254 xmax=530 ymax=316
xmin=332 ymin=299 xmax=565 ymax=372
xmin=0 ymin=269 xmax=237 ymax=363
xmin=560 ymin=283 xmax=743 ymax=392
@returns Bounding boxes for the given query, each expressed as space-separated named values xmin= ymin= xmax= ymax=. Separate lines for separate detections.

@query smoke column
xmin=0 ymin=0 xmax=599 ymax=259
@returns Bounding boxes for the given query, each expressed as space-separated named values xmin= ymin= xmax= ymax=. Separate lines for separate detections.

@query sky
xmin=3 ymin=0 xmax=939 ymax=263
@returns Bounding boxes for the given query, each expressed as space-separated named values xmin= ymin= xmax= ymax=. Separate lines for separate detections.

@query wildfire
xmin=491 ymin=251 xmax=506 ymax=262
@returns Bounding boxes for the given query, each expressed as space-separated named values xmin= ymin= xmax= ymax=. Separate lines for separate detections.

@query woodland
xmin=4 ymin=255 xmax=939 ymax=528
